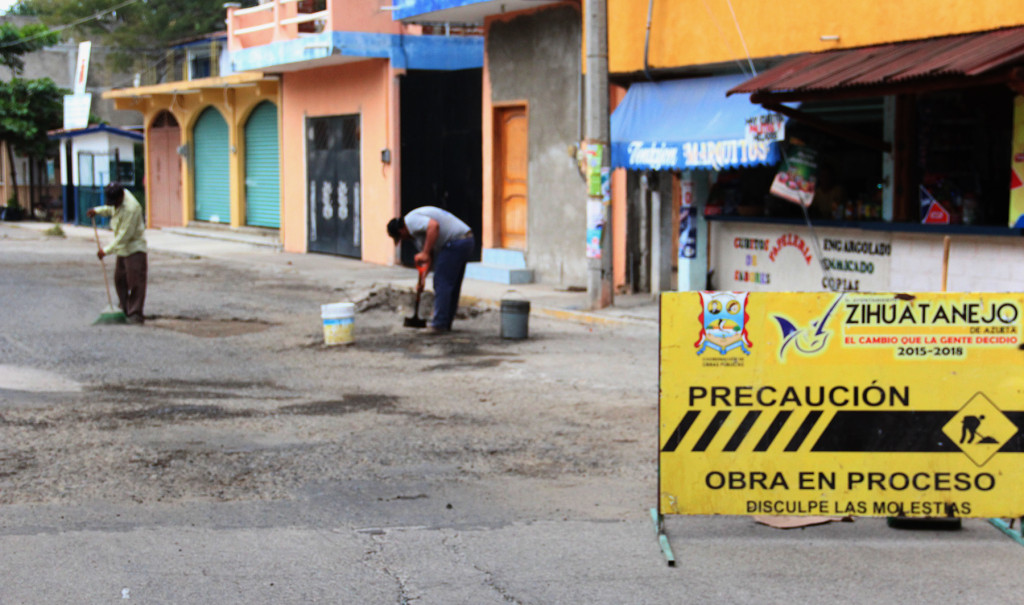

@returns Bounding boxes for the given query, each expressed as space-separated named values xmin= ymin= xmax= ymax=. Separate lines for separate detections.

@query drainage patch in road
xmin=148 ymin=315 xmax=273 ymax=338
xmin=280 ymin=393 xmax=397 ymax=416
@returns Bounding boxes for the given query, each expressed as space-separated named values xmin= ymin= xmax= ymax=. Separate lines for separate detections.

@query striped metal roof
xmin=729 ymin=26 xmax=1024 ymax=97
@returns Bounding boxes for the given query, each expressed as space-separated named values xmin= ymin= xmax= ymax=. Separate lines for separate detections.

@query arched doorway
xmin=148 ymin=111 xmax=182 ymax=228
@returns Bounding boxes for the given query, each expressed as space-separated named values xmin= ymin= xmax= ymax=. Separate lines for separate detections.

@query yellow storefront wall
xmin=106 ymin=75 xmax=280 ymax=229
xmin=607 ymin=0 xmax=1024 ymax=73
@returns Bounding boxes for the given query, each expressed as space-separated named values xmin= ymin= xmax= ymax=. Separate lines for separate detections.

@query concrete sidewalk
xmin=9 ymin=221 xmax=659 ymax=327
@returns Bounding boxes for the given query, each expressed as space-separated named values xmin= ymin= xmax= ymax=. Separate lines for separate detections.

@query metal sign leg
xmin=650 ymin=508 xmax=676 ymax=566
xmin=988 ymin=517 xmax=1024 ymax=547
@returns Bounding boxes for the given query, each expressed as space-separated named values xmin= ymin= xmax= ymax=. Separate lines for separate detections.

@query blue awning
xmin=611 ymin=74 xmax=789 ymax=171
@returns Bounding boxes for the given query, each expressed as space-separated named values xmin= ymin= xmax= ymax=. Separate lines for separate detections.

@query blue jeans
xmin=432 ymin=237 xmax=474 ymax=330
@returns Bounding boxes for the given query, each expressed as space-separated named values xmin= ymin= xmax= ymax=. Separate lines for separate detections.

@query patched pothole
xmin=88 ymin=379 xmax=284 ymax=403
xmin=111 ymin=404 xmax=256 ymax=422
xmin=147 ymin=316 xmax=273 ymax=338
xmin=279 ymin=394 xmax=397 ymax=416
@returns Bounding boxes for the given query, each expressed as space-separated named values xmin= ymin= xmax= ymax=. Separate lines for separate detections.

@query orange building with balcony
xmin=106 ymin=0 xmax=482 ymax=266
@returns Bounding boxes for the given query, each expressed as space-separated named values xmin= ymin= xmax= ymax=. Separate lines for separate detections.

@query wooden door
xmin=495 ymin=106 xmax=527 ymax=250
xmin=148 ymin=112 xmax=182 ymax=228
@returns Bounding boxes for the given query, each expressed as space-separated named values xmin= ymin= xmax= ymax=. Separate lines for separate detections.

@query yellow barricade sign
xmin=660 ymin=292 xmax=1024 ymax=519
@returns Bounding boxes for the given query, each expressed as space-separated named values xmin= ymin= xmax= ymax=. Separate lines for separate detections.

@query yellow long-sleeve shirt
xmin=93 ymin=190 xmax=147 ymax=257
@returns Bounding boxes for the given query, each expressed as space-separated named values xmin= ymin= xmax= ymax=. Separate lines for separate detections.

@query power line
xmin=722 ymin=0 xmax=757 ymax=76
xmin=107 ymin=49 xmax=171 ymax=89
xmin=698 ymin=0 xmax=752 ymax=77
xmin=0 ymin=0 xmax=141 ymax=49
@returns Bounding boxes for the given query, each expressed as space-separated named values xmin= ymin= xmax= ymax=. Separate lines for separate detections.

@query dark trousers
xmin=114 ymin=252 xmax=148 ymax=322
xmin=432 ymin=237 xmax=474 ymax=330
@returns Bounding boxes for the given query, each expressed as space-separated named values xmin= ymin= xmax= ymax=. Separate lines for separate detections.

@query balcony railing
xmin=227 ymin=0 xmax=333 ymax=51
xmin=133 ymin=39 xmax=225 ymax=86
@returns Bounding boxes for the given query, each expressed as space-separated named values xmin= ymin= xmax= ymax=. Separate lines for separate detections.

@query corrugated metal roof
xmin=729 ymin=26 xmax=1024 ymax=97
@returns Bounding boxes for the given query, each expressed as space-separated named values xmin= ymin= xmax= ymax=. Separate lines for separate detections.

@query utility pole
xmin=584 ymin=0 xmax=613 ymax=309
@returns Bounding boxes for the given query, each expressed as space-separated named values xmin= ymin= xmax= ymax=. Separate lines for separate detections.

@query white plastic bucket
xmin=321 ymin=302 xmax=355 ymax=345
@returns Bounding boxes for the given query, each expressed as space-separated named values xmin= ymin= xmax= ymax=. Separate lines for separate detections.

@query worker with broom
xmin=87 ymin=182 xmax=148 ymax=325
xmin=387 ymin=207 xmax=474 ymax=333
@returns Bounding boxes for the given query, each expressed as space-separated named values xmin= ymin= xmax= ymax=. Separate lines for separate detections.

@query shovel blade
xmin=404 ymin=316 xmax=427 ymax=328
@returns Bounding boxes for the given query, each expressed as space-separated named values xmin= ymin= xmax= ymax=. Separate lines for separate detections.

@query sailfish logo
xmin=774 ymin=294 xmax=846 ymax=360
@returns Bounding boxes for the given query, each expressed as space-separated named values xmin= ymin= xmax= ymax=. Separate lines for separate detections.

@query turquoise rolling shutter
xmin=244 ymin=102 xmax=280 ymax=228
xmin=193 ymin=108 xmax=230 ymax=223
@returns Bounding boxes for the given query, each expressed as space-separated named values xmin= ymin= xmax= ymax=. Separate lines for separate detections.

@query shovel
xmin=404 ymin=264 xmax=428 ymax=328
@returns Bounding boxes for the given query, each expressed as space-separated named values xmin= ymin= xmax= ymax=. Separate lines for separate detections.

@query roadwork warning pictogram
xmin=942 ymin=393 xmax=1018 ymax=466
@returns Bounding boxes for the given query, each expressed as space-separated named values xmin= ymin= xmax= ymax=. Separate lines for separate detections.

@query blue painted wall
xmin=230 ymin=31 xmax=482 ymax=73
xmin=390 ymin=0 xmax=487 ymax=21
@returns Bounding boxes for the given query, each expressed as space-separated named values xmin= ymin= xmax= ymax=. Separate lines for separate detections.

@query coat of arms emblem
xmin=695 ymin=292 xmax=752 ymax=355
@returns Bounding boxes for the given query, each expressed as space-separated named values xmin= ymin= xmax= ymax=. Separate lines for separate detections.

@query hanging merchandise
xmin=769 ymin=145 xmax=818 ymax=207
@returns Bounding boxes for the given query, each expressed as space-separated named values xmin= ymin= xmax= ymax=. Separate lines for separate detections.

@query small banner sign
xmin=769 ymin=145 xmax=817 ymax=207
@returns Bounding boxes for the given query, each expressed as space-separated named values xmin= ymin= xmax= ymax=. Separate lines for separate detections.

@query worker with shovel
xmin=387 ymin=207 xmax=474 ymax=333
xmin=87 ymin=182 xmax=148 ymax=325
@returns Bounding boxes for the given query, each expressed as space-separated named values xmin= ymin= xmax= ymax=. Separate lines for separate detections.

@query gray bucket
xmin=500 ymin=299 xmax=530 ymax=339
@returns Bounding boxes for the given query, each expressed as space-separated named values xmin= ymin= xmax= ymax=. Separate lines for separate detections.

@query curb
xmin=460 ymin=295 xmax=656 ymax=328
xmin=6 ymin=222 xmax=205 ymax=261
xmin=160 ymin=227 xmax=282 ymax=251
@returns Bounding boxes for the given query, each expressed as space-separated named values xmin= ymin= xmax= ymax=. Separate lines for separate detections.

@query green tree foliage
xmin=7 ymin=1 xmax=40 ymax=16
xmin=0 ymin=77 xmax=66 ymax=158
xmin=1 ymin=21 xmax=60 ymax=74
xmin=0 ymin=19 xmax=63 ymax=204
xmin=15 ymin=0 xmax=231 ymax=72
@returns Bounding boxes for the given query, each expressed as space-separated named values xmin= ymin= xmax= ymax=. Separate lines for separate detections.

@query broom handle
xmin=92 ymin=217 xmax=115 ymax=309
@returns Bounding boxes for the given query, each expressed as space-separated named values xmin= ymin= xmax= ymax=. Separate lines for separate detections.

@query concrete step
xmin=465 ymin=262 xmax=534 ymax=285
xmin=465 ymin=248 xmax=534 ymax=284
xmin=482 ymin=247 xmax=528 ymax=268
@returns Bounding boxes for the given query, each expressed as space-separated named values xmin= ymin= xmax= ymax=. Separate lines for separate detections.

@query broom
xmin=92 ymin=216 xmax=128 ymax=325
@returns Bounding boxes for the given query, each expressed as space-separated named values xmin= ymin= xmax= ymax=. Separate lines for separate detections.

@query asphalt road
xmin=0 ymin=224 xmax=1021 ymax=604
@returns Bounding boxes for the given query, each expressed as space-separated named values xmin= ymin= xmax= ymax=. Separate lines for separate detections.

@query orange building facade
xmin=106 ymin=0 xmax=483 ymax=266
